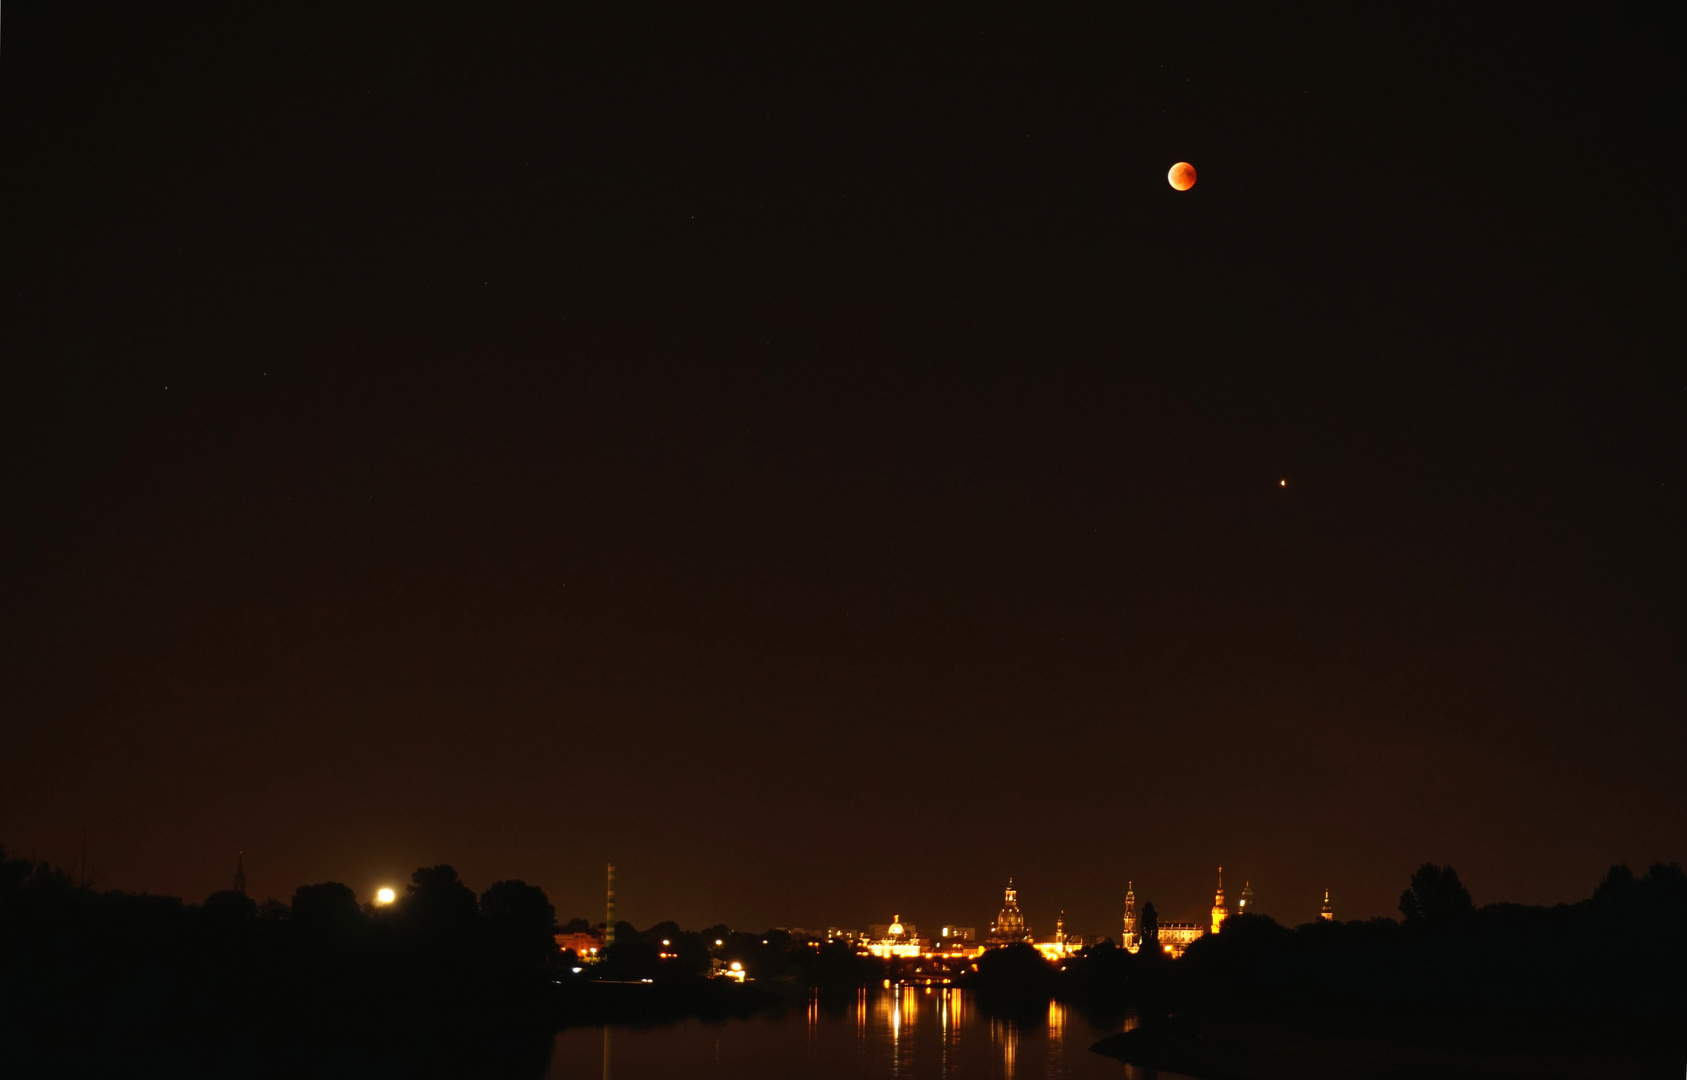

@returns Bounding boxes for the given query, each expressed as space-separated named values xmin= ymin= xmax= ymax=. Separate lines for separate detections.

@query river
xmin=545 ymin=987 xmax=1196 ymax=1080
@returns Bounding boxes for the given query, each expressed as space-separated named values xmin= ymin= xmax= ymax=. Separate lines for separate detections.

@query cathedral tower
xmin=1210 ymin=866 xmax=1229 ymax=934
xmin=1122 ymin=881 xmax=1138 ymax=953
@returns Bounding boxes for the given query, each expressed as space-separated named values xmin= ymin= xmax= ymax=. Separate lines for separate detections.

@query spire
xmin=1211 ymin=866 xmax=1230 ymax=934
xmin=233 ymin=851 xmax=246 ymax=896
xmin=1319 ymin=888 xmax=1334 ymax=922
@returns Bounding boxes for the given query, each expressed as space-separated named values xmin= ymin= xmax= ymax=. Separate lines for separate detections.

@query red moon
xmin=1168 ymin=162 xmax=1197 ymax=191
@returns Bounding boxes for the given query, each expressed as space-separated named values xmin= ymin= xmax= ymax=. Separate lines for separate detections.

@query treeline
xmin=1 ymin=855 xmax=572 ymax=1071
xmin=0 ymin=850 xmax=775 ymax=1075
xmin=1043 ymin=862 xmax=1687 ymax=1016
xmin=1014 ymin=862 xmax=1687 ymax=1078
xmin=965 ymin=862 xmax=1687 ymax=1014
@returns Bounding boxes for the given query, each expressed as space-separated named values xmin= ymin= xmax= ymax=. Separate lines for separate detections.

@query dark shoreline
xmin=1089 ymin=1006 xmax=1682 ymax=1080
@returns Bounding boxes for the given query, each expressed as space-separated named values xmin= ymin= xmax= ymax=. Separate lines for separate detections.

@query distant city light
xmin=375 ymin=887 xmax=396 ymax=905
xmin=662 ymin=939 xmax=670 ymax=946
xmin=729 ymin=961 xmax=742 ymax=971
xmin=571 ymin=966 xmax=583 ymax=973
xmin=716 ymin=939 xmax=723 ymax=946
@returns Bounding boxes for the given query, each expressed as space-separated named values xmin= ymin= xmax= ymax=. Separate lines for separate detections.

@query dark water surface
xmin=546 ymin=988 xmax=1196 ymax=1080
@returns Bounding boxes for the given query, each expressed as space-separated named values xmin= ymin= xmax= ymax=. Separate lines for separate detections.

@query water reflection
xmin=557 ymin=989 xmax=1196 ymax=1080
xmin=989 ymin=1015 xmax=1020 ymax=1080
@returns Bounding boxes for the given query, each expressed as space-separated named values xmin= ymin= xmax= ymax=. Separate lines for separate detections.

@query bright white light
xmin=662 ymin=939 xmax=670 ymax=946
xmin=375 ymin=887 xmax=396 ymax=905
xmin=715 ymin=939 xmax=723 ymax=946
xmin=730 ymin=961 xmax=742 ymax=971
xmin=571 ymin=966 xmax=583 ymax=973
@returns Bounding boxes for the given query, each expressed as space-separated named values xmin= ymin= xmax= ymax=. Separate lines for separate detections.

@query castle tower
xmin=1210 ymin=866 xmax=1229 ymax=934
xmin=1055 ymin=910 xmax=1067 ymax=945
xmin=233 ymin=851 xmax=246 ymax=896
xmin=1319 ymin=888 xmax=1333 ymax=922
xmin=1122 ymin=881 xmax=1138 ymax=953
xmin=1238 ymin=880 xmax=1254 ymax=916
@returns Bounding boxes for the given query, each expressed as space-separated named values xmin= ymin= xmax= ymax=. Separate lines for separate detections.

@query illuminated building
xmin=1033 ymin=910 xmax=1086 ymax=961
xmin=554 ymin=930 xmax=603 ymax=959
xmin=939 ymin=925 xmax=976 ymax=942
xmin=1155 ymin=922 xmax=1204 ymax=958
xmin=1319 ymin=888 xmax=1334 ymax=922
xmin=987 ymin=879 xmax=1031 ymax=944
xmin=1122 ymin=868 xmax=1236 ymax=957
xmin=826 ymin=927 xmax=864 ymax=943
xmin=869 ymin=917 xmax=919 ymax=942
xmin=1238 ymin=881 xmax=1254 ymax=916
xmin=865 ymin=915 xmax=923 ymax=958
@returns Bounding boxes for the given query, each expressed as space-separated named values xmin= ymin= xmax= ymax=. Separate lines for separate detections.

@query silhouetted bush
xmin=975 ymin=942 xmax=1055 ymax=1006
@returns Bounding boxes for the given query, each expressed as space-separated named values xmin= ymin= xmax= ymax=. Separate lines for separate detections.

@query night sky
xmin=3 ymin=1 xmax=1683 ymax=938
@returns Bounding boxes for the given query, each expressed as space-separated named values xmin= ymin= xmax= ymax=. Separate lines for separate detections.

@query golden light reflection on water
xmin=989 ymin=1017 xmax=1019 ymax=1080
xmin=1046 ymin=999 xmax=1067 ymax=1053
xmin=570 ymin=992 xmax=1164 ymax=1080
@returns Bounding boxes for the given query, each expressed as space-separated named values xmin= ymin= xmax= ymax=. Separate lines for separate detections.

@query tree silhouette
xmin=1139 ymin=902 xmax=1160 ymax=952
xmin=1398 ymin=863 xmax=1474 ymax=928
xmin=479 ymin=880 xmax=556 ymax=965
xmin=403 ymin=865 xmax=479 ymax=939
xmin=202 ymin=888 xmax=257 ymax=925
xmin=975 ymin=941 xmax=1055 ymax=1004
xmin=291 ymin=881 xmax=363 ymax=936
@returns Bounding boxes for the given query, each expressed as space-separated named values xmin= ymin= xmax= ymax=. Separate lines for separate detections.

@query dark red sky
xmin=3 ymin=0 xmax=1683 ymax=938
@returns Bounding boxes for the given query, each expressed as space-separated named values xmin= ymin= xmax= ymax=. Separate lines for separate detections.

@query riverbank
xmin=1089 ymin=1007 xmax=1677 ymax=1080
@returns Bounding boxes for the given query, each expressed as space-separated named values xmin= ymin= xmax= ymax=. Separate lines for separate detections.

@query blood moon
xmin=1167 ymin=162 xmax=1197 ymax=191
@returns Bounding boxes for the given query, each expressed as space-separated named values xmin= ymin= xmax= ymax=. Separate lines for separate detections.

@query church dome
xmin=991 ymin=878 xmax=1027 ymax=939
